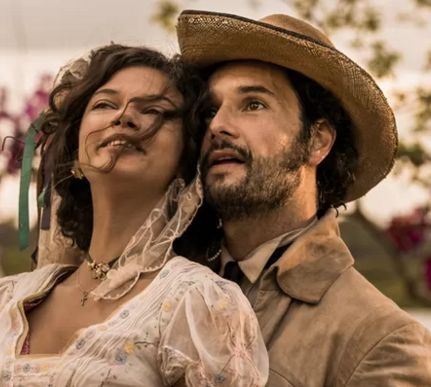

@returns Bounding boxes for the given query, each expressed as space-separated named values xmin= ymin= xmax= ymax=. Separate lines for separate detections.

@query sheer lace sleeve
xmin=0 ymin=275 xmax=16 ymax=312
xmin=158 ymin=276 xmax=268 ymax=387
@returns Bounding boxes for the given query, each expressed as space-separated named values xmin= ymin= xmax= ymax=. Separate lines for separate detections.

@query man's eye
xmin=141 ymin=108 xmax=163 ymax=115
xmin=245 ymin=101 xmax=265 ymax=111
xmin=204 ymin=107 xmax=218 ymax=121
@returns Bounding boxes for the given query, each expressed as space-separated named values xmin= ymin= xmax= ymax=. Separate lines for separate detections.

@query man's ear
xmin=308 ymin=119 xmax=336 ymax=166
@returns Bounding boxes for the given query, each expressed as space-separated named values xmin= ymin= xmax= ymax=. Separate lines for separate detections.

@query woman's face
xmin=78 ymin=66 xmax=184 ymax=194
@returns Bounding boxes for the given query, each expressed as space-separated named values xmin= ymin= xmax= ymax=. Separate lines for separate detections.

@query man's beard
xmin=201 ymin=136 xmax=310 ymax=221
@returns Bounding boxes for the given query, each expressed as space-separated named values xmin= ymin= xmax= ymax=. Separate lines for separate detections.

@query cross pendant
xmin=80 ymin=291 xmax=89 ymax=306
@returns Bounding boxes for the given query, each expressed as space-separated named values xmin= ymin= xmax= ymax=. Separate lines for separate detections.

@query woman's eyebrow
xmin=92 ymin=88 xmax=178 ymax=108
xmin=129 ymin=95 xmax=178 ymax=108
xmin=93 ymin=88 xmax=117 ymax=97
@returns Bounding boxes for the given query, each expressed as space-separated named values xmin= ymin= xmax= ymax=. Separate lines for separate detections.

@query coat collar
xmin=263 ymin=209 xmax=354 ymax=304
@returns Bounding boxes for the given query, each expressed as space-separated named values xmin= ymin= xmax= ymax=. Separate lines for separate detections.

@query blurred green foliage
xmin=152 ymin=0 xmax=180 ymax=32
xmin=0 ymin=222 xmax=34 ymax=275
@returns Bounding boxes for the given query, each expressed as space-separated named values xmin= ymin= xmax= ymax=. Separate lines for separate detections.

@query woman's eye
xmin=245 ymin=100 xmax=265 ymax=111
xmin=93 ymin=101 xmax=115 ymax=110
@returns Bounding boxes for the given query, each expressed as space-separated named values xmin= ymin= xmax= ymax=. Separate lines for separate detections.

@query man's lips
xmin=207 ymin=149 xmax=246 ymax=170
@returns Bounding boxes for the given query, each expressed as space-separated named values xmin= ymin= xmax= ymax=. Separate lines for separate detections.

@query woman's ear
xmin=308 ymin=119 xmax=336 ymax=166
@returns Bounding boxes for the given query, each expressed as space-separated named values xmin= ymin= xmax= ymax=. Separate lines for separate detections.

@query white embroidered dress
xmin=0 ymin=257 xmax=268 ymax=386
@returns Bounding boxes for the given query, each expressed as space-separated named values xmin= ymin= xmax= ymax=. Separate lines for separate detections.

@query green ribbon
xmin=18 ymin=114 xmax=44 ymax=250
xmin=37 ymin=187 xmax=48 ymax=209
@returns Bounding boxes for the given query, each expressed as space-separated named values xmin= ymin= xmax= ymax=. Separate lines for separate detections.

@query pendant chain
xmin=75 ymin=254 xmax=120 ymax=306
xmin=75 ymin=270 xmax=99 ymax=307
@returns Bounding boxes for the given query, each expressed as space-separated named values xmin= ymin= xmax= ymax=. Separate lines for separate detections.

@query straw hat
xmin=177 ymin=10 xmax=398 ymax=202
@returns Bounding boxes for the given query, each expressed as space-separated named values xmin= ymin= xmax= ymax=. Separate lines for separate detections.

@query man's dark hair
xmin=40 ymin=44 xmax=206 ymax=251
xmin=285 ymin=68 xmax=358 ymax=216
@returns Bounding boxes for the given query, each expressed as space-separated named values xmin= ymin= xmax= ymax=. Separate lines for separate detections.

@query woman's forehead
xmin=95 ymin=66 xmax=183 ymax=105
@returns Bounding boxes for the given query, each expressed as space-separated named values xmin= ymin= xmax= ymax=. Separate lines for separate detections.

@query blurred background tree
xmin=1 ymin=0 xmax=430 ymax=308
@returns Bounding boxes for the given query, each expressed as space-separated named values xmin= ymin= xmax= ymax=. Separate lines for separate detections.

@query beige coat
xmin=244 ymin=210 xmax=431 ymax=386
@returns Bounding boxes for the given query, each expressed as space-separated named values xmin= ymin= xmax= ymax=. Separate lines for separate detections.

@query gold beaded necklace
xmin=84 ymin=254 xmax=121 ymax=281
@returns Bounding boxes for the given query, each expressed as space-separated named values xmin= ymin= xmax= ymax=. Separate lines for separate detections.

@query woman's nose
xmin=112 ymin=110 xmax=140 ymax=131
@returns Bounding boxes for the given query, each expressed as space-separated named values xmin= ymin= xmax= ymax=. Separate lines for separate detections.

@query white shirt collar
xmin=220 ymin=217 xmax=317 ymax=283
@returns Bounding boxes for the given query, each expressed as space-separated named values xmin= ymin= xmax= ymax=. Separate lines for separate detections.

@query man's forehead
xmin=208 ymin=60 xmax=294 ymax=94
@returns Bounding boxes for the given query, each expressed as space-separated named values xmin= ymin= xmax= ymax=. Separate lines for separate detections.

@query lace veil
xmin=92 ymin=175 xmax=203 ymax=300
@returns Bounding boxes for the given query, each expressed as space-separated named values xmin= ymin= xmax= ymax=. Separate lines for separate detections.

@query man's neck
xmin=222 ymin=203 xmax=317 ymax=261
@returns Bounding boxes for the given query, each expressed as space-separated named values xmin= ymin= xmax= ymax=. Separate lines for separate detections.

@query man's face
xmin=200 ymin=61 xmax=311 ymax=220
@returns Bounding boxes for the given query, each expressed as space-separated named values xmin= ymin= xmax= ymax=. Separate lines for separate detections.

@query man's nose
xmin=207 ymin=107 xmax=239 ymax=140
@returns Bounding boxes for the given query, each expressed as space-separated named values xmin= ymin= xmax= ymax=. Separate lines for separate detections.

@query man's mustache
xmin=200 ymin=139 xmax=251 ymax=177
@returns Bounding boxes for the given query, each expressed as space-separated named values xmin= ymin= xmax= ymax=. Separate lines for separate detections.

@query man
xmin=177 ymin=10 xmax=431 ymax=386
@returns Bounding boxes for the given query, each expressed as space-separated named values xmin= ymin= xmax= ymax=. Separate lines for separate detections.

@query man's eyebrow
xmin=92 ymin=88 xmax=178 ymax=107
xmin=238 ymin=85 xmax=275 ymax=96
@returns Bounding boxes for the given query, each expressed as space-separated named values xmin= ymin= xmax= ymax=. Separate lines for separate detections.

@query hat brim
xmin=177 ymin=10 xmax=397 ymax=202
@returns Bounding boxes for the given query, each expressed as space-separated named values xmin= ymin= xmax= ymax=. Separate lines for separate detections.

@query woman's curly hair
xmin=40 ymin=44 xmax=206 ymax=252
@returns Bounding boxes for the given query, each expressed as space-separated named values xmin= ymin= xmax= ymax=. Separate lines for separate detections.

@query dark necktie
xmin=223 ymin=260 xmax=244 ymax=284
xmin=222 ymin=244 xmax=291 ymax=284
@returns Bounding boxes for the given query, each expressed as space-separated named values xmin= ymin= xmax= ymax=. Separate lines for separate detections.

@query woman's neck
xmin=88 ymin=184 xmax=165 ymax=263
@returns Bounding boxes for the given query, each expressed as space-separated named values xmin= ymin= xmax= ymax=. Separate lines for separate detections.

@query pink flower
xmin=386 ymin=207 xmax=429 ymax=252
xmin=1 ymin=75 xmax=52 ymax=175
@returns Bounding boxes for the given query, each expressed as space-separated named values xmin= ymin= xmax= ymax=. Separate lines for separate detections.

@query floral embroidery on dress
xmin=84 ymin=329 xmax=95 ymax=340
xmin=162 ymin=301 xmax=172 ymax=312
xmin=75 ymin=338 xmax=86 ymax=350
xmin=159 ymin=269 xmax=169 ymax=279
xmin=1 ymin=370 xmax=11 ymax=382
xmin=114 ymin=348 xmax=128 ymax=365
xmin=123 ymin=340 xmax=136 ymax=354
xmin=215 ymin=373 xmax=226 ymax=383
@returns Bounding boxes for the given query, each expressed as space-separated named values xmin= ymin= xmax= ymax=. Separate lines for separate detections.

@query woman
xmin=0 ymin=45 xmax=268 ymax=386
